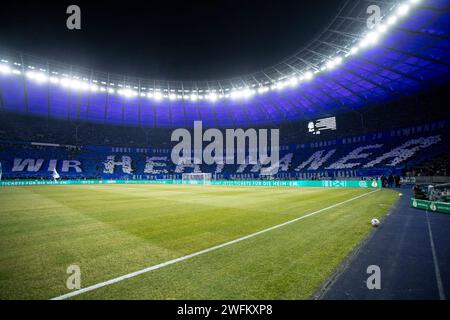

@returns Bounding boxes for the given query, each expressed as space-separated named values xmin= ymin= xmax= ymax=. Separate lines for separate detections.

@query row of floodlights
xmin=0 ymin=0 xmax=420 ymax=102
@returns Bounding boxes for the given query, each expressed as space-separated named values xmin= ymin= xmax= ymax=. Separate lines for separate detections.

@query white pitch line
xmin=425 ymin=210 xmax=446 ymax=300
xmin=51 ymin=189 xmax=380 ymax=300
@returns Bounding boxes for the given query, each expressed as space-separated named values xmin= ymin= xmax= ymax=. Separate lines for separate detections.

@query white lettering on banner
xmin=103 ymin=156 xmax=133 ymax=174
xmin=4 ymin=134 xmax=443 ymax=176
xmin=364 ymin=136 xmax=441 ymax=168
xmin=327 ymin=145 xmax=383 ymax=170
xmin=12 ymin=158 xmax=45 ymax=172
xmin=48 ymin=159 xmax=58 ymax=172
xmin=174 ymin=158 xmax=201 ymax=174
xmin=144 ymin=157 xmax=169 ymax=174
xmin=62 ymin=160 xmax=82 ymax=173
xmin=11 ymin=158 xmax=83 ymax=173
xmin=171 ymin=121 xmax=280 ymax=174
xmin=295 ymin=149 xmax=336 ymax=171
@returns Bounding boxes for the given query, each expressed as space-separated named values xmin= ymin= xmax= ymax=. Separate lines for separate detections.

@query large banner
xmin=211 ymin=179 xmax=380 ymax=188
xmin=410 ymin=198 xmax=450 ymax=214
xmin=0 ymin=179 xmax=381 ymax=188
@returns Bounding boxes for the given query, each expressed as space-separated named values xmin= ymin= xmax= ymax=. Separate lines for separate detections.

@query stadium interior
xmin=0 ymin=86 xmax=449 ymax=181
xmin=0 ymin=0 xmax=449 ymax=303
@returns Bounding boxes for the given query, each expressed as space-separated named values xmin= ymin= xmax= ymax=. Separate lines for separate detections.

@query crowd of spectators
xmin=380 ymin=174 xmax=401 ymax=188
xmin=0 ymin=113 xmax=170 ymax=148
xmin=405 ymin=151 xmax=450 ymax=177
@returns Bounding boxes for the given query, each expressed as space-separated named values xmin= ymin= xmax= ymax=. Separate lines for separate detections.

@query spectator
xmin=394 ymin=175 xmax=401 ymax=188
xmin=388 ymin=175 xmax=394 ymax=188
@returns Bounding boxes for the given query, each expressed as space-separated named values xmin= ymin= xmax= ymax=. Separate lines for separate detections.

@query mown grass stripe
xmin=51 ymin=189 xmax=379 ymax=300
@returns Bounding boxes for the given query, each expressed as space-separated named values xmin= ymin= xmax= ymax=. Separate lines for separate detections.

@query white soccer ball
xmin=399 ymin=193 xmax=403 ymax=196
xmin=371 ymin=218 xmax=380 ymax=227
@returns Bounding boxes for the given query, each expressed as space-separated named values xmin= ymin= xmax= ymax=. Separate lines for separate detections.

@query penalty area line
xmin=51 ymin=189 xmax=380 ymax=300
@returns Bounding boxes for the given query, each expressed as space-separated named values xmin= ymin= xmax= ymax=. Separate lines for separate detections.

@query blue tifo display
xmin=0 ymin=127 xmax=446 ymax=180
xmin=0 ymin=179 xmax=382 ymax=188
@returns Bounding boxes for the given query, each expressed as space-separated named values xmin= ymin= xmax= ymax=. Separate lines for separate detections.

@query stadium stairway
xmin=318 ymin=189 xmax=450 ymax=300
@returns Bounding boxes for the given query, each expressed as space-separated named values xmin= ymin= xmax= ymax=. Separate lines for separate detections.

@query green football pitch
xmin=0 ymin=184 xmax=398 ymax=299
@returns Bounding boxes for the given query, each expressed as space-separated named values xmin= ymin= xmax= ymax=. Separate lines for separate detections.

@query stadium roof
xmin=0 ymin=0 xmax=449 ymax=128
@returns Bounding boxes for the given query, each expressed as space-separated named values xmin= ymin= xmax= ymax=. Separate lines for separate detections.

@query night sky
xmin=0 ymin=0 xmax=344 ymax=80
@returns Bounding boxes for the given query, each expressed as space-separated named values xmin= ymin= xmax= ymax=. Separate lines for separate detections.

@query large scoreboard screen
xmin=307 ymin=117 xmax=337 ymax=135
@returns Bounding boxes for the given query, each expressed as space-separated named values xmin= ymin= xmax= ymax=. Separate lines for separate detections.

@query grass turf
xmin=0 ymin=184 xmax=398 ymax=299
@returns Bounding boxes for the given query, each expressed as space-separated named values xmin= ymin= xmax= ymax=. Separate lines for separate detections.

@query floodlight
xmin=69 ymin=80 xmax=82 ymax=90
xmin=27 ymin=71 xmax=48 ymax=83
xmin=387 ymin=15 xmax=398 ymax=25
xmin=0 ymin=64 xmax=11 ymax=74
xmin=304 ymin=71 xmax=313 ymax=81
xmin=377 ymin=24 xmax=388 ymax=34
xmin=334 ymin=56 xmax=343 ymax=65
xmin=154 ymin=92 xmax=163 ymax=100
xmin=289 ymin=77 xmax=299 ymax=86
xmin=49 ymin=76 xmax=60 ymax=84
xmin=231 ymin=90 xmax=241 ymax=99
xmin=243 ymin=88 xmax=254 ymax=97
xmin=208 ymin=93 xmax=218 ymax=101
xmin=326 ymin=61 xmax=335 ymax=70
xmin=258 ymin=86 xmax=268 ymax=94
xmin=60 ymin=78 xmax=71 ymax=87
xmin=350 ymin=46 xmax=359 ymax=55
xmin=276 ymin=81 xmax=286 ymax=90
xmin=360 ymin=31 xmax=379 ymax=48
xmin=25 ymin=71 xmax=35 ymax=79
xmin=79 ymin=81 xmax=90 ymax=91
xmin=397 ymin=4 xmax=410 ymax=16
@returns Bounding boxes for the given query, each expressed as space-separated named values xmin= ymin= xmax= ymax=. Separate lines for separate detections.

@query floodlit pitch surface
xmin=0 ymin=184 xmax=398 ymax=299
